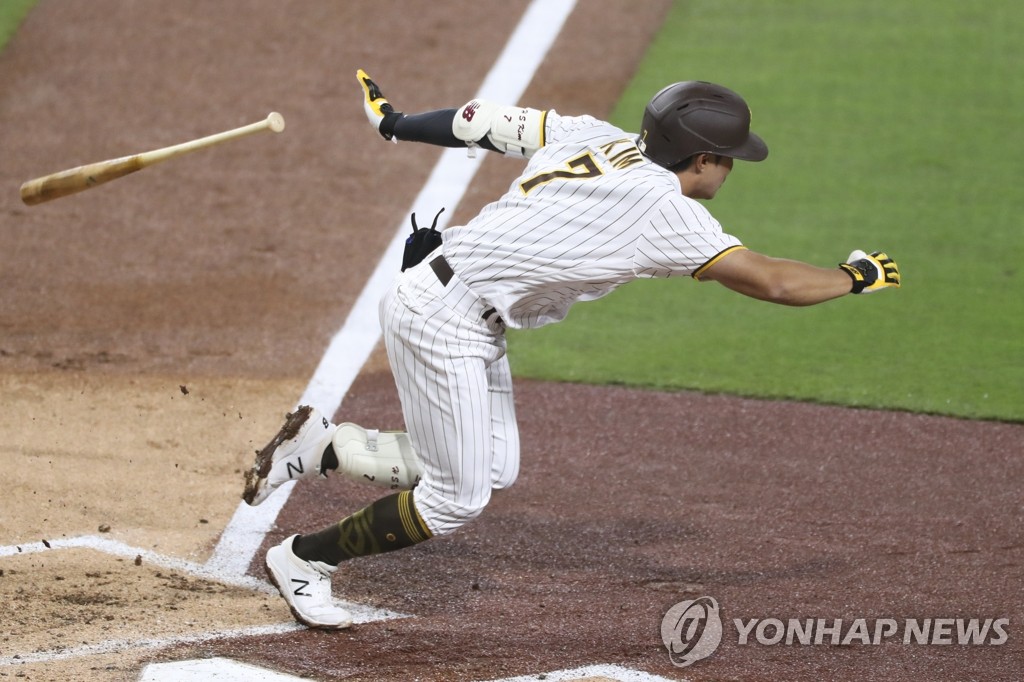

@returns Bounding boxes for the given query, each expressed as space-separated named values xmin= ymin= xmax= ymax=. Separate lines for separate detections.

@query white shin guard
xmin=332 ymin=423 xmax=422 ymax=490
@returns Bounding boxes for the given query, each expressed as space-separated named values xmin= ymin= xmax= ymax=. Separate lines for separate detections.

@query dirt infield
xmin=1 ymin=2 xmax=1022 ymax=681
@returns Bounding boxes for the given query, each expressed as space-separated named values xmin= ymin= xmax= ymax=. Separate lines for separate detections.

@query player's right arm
xmin=357 ymin=69 xmax=545 ymax=157
xmin=696 ymin=247 xmax=900 ymax=306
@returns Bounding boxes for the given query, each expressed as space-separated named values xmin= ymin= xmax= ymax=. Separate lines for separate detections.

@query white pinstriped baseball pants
xmin=379 ymin=250 xmax=520 ymax=536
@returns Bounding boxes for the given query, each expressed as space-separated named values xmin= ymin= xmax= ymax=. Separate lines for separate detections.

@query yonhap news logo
xmin=661 ymin=596 xmax=1009 ymax=668
xmin=659 ymin=596 xmax=723 ymax=667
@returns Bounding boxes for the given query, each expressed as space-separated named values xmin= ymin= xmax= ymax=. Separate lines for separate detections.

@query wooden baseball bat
xmin=19 ymin=112 xmax=285 ymax=206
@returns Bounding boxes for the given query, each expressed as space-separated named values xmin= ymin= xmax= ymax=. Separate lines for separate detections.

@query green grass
xmin=0 ymin=0 xmax=35 ymax=50
xmin=508 ymin=0 xmax=1024 ymax=422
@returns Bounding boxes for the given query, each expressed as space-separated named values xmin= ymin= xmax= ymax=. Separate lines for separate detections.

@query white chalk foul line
xmin=207 ymin=0 xmax=579 ymax=579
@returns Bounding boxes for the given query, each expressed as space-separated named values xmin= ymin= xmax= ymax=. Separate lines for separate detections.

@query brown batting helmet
xmin=639 ymin=81 xmax=768 ymax=169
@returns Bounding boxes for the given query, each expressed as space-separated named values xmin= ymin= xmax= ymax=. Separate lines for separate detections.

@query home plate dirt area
xmin=1 ymin=1 xmax=1021 ymax=681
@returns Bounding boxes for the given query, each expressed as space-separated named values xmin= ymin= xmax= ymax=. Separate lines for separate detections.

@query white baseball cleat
xmin=242 ymin=405 xmax=337 ymax=506
xmin=264 ymin=535 xmax=352 ymax=629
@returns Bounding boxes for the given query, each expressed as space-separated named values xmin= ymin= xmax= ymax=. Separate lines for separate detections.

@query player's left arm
xmin=357 ymin=69 xmax=545 ymax=157
xmin=697 ymin=246 xmax=900 ymax=306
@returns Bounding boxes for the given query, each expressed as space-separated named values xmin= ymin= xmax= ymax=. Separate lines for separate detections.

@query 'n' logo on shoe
xmin=286 ymin=460 xmax=304 ymax=479
xmin=291 ymin=578 xmax=312 ymax=597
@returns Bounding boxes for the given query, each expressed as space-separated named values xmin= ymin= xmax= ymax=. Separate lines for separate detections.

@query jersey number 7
xmin=520 ymin=152 xmax=603 ymax=195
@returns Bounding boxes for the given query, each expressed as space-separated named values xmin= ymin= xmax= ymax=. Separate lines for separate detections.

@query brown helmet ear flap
xmin=639 ymin=81 xmax=768 ymax=168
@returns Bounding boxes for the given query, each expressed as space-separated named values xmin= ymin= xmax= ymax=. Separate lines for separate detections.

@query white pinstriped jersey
xmin=441 ymin=112 xmax=743 ymax=329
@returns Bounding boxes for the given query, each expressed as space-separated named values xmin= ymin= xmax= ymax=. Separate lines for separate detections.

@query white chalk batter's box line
xmin=0 ymin=534 xmax=407 ymax=668
xmin=0 ymin=535 xmax=269 ymax=592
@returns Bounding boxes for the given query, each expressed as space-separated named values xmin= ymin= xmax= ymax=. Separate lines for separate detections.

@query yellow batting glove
xmin=839 ymin=250 xmax=901 ymax=294
xmin=357 ymin=69 xmax=399 ymax=142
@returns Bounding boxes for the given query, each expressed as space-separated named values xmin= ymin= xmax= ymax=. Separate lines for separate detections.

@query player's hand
xmin=357 ymin=69 xmax=399 ymax=143
xmin=838 ymin=250 xmax=901 ymax=294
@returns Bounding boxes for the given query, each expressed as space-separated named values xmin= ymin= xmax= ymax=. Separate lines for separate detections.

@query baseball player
xmin=242 ymin=70 xmax=900 ymax=629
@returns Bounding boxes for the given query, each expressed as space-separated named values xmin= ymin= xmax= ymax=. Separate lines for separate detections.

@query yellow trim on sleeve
xmin=539 ymin=109 xmax=549 ymax=148
xmin=692 ymin=245 xmax=747 ymax=281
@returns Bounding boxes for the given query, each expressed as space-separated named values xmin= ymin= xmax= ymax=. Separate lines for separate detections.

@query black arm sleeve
xmin=382 ymin=109 xmax=500 ymax=152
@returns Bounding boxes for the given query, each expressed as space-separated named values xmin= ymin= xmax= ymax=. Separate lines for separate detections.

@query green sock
xmin=292 ymin=490 xmax=432 ymax=565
